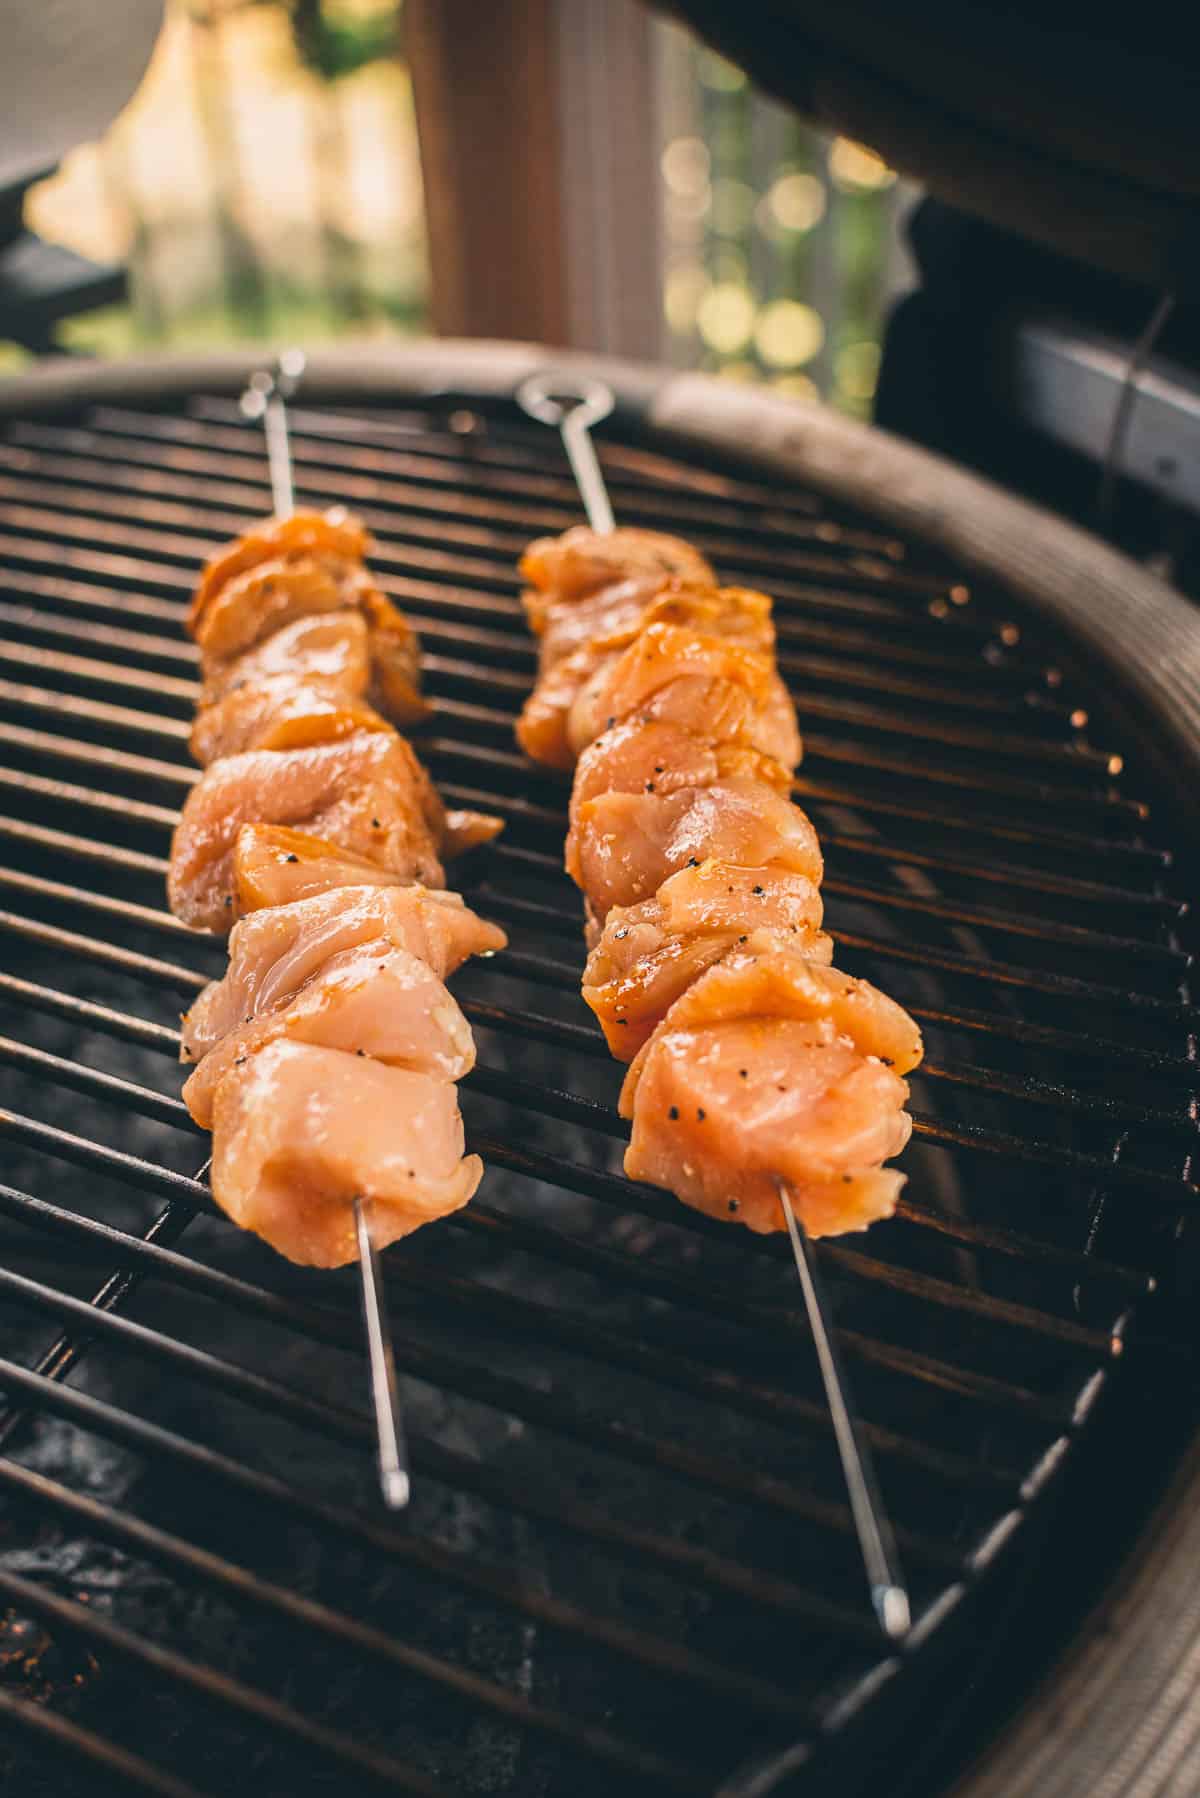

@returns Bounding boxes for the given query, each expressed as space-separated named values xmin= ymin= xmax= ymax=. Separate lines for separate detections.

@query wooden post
xmin=407 ymin=0 xmax=570 ymax=345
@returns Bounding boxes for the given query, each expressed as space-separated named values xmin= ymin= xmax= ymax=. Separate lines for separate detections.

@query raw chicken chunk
xmin=232 ymin=825 xmax=411 ymax=913
xmin=168 ymin=732 xmax=447 ymax=930
xmin=517 ymin=581 xmax=787 ymax=772
xmin=184 ymin=944 xmax=477 ymax=1128
xmin=583 ymin=860 xmax=830 ymax=1056
xmin=624 ymin=1015 xmax=911 ymax=1235
xmin=569 ymin=720 xmax=792 ymax=835
xmin=190 ymin=677 xmax=389 ymax=765
xmin=569 ymin=776 xmax=823 ymax=922
xmin=621 ymin=949 xmax=924 ymax=1104
xmin=190 ymin=507 xmax=370 ymax=637
xmin=566 ymin=623 xmax=801 ymax=770
xmin=620 ymin=948 xmax=921 ymax=1233
xmin=356 ymin=587 xmax=428 ymax=724
xmin=209 ymin=1040 xmax=480 ymax=1267
xmin=193 ymin=554 xmax=367 ymax=664
xmin=520 ymin=527 xmax=714 ymax=632
xmin=200 ymin=612 xmax=371 ymax=708
xmin=181 ymin=881 xmax=505 ymax=1064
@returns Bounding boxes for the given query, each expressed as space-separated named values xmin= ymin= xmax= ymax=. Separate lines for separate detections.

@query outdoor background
xmin=15 ymin=0 xmax=915 ymax=417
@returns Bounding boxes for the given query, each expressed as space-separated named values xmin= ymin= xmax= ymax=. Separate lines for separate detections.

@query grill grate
xmin=0 ymin=372 xmax=1193 ymax=1797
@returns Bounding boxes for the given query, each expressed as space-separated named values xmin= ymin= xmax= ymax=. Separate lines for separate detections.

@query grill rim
xmin=0 ymin=342 xmax=1195 ymax=1798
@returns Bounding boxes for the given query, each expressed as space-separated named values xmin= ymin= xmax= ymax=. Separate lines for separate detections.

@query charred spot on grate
xmin=0 ymin=375 xmax=1190 ymax=1798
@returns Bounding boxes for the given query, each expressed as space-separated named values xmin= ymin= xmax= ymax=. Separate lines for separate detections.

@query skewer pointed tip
xmin=777 ymin=1178 xmax=910 ymax=1645
xmin=381 ymin=1468 xmax=411 ymax=1511
xmin=876 ymin=1583 xmax=911 ymax=1641
xmin=354 ymin=1197 xmax=410 ymax=1515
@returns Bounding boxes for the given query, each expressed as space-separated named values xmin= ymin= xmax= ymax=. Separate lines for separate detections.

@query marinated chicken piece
xmin=537 ymin=575 xmax=684 ymax=672
xmin=233 ymin=695 xmax=391 ymax=756
xmin=201 ymin=612 xmax=371 ymax=708
xmin=191 ymin=499 xmax=427 ymax=730
xmin=583 ymin=860 xmax=830 ymax=1056
xmin=620 ymin=948 xmax=922 ymax=1234
xmin=209 ymin=1040 xmax=480 ymax=1267
xmin=168 ymin=732 xmax=447 ymax=931
xmin=232 ymin=825 xmax=410 ymax=912
xmin=539 ymin=582 xmax=774 ymax=677
xmin=621 ymin=950 xmax=924 ymax=1103
xmin=516 ymin=641 xmax=620 ymax=770
xmin=570 ymin=718 xmax=726 ymax=820
xmin=184 ymin=944 xmax=477 ymax=1128
xmin=190 ymin=507 xmax=370 ymax=636
xmin=442 ymin=809 xmax=506 ymax=857
xmin=569 ymin=719 xmax=791 ymax=831
xmin=566 ymin=622 xmax=802 ymax=770
xmin=182 ymin=881 xmax=505 ymax=1063
xmin=569 ymin=776 xmax=823 ymax=922
xmin=197 ymin=571 xmax=427 ymax=725
xmin=190 ymin=677 xmax=389 ymax=765
xmin=518 ymin=581 xmax=780 ymax=770
xmin=520 ymin=527 xmax=714 ymax=634
xmin=194 ymin=554 xmax=368 ymax=665
xmin=624 ymin=1016 xmax=911 ymax=1235
xmin=357 ymin=587 xmax=428 ymax=724
xmin=594 ymin=623 xmax=773 ymax=719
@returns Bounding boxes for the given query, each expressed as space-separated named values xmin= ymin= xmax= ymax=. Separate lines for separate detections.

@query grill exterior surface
xmin=0 ymin=349 xmax=1194 ymax=1798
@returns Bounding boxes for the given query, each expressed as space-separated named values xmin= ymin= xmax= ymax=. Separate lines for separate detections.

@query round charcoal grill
xmin=0 ymin=344 xmax=1195 ymax=1798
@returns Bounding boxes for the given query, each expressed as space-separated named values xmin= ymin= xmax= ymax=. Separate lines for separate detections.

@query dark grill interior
xmin=0 ymin=382 xmax=1192 ymax=1797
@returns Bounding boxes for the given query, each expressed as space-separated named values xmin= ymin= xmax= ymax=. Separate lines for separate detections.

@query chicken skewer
xmin=516 ymin=373 xmax=910 ymax=1639
xmin=240 ymin=353 xmax=410 ymax=1510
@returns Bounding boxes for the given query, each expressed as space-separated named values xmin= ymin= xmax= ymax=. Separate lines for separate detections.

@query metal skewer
xmin=517 ymin=369 xmax=910 ymax=1639
xmin=516 ymin=374 xmax=616 ymax=534
xmin=239 ymin=351 xmax=410 ymax=1511
xmin=777 ymin=1182 xmax=909 ymax=1638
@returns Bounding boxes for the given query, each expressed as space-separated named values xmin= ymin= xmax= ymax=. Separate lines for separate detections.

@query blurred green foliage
xmin=287 ymin=0 xmax=402 ymax=82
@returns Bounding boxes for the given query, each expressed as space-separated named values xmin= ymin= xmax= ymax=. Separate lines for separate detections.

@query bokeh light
xmin=771 ymin=373 xmax=820 ymax=402
xmin=660 ymin=136 xmax=711 ymax=198
xmin=755 ymin=299 xmax=824 ymax=368
xmin=765 ymin=172 xmax=826 ymax=233
xmin=656 ymin=33 xmax=906 ymax=414
xmin=828 ymin=137 xmax=896 ymax=192
xmin=697 ymin=281 xmax=758 ymax=354
xmin=664 ymin=264 xmax=710 ymax=336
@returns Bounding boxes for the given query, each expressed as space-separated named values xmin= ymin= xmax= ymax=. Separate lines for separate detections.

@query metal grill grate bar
xmin=0 ymin=520 xmax=1061 ymax=690
xmin=0 ymin=589 xmax=1085 ymax=741
xmin=5 ymin=963 xmax=1159 ymax=1292
xmin=0 ymin=1565 xmax=464 ymax=1798
xmin=0 ymin=1686 xmax=208 ymax=1798
xmin=2 ymin=768 xmax=1187 ymax=1016
xmin=3 ymin=890 xmax=1193 ymax=1204
xmin=0 ymin=1350 xmax=875 ymax=1637
xmin=0 ymin=1165 xmax=1025 ymax=1494
xmin=0 ymin=1456 xmax=799 ymax=1758
xmin=0 ymin=560 xmax=1114 ymax=769
xmin=0 ymin=1105 xmax=1085 ymax=1432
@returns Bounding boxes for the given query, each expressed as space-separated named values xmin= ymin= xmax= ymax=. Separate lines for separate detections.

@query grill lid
xmin=0 ymin=346 xmax=1194 ymax=1798
xmin=657 ymin=0 xmax=1200 ymax=293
